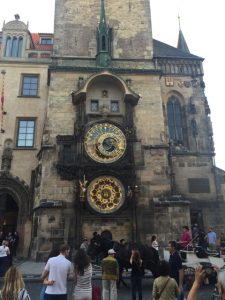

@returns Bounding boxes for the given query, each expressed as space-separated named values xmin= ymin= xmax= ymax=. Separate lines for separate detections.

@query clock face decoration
xmin=87 ymin=176 xmax=125 ymax=214
xmin=84 ymin=123 xmax=126 ymax=163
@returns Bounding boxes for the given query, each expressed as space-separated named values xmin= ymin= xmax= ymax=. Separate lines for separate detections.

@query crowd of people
xmin=0 ymin=231 xmax=19 ymax=277
xmin=0 ymin=226 xmax=225 ymax=300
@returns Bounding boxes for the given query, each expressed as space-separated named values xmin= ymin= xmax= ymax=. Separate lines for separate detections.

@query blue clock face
xmin=84 ymin=123 xmax=126 ymax=163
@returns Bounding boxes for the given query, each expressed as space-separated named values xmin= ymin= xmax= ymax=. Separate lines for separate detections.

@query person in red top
xmin=179 ymin=226 xmax=191 ymax=250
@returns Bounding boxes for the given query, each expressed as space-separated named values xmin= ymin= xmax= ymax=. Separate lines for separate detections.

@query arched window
xmin=167 ymin=96 xmax=183 ymax=143
xmin=5 ymin=37 xmax=12 ymax=57
xmin=102 ymin=35 xmax=106 ymax=51
xmin=17 ymin=37 xmax=23 ymax=57
xmin=11 ymin=37 xmax=18 ymax=57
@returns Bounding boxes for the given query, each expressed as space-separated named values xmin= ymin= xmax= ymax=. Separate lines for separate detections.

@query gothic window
xmin=102 ymin=36 xmax=106 ymax=51
xmin=16 ymin=119 xmax=36 ymax=148
xmin=91 ymin=100 xmax=99 ymax=112
xmin=21 ymin=75 xmax=39 ymax=97
xmin=4 ymin=36 xmax=24 ymax=57
xmin=17 ymin=37 xmax=23 ymax=57
xmin=5 ymin=37 xmax=12 ymax=57
xmin=11 ymin=37 xmax=18 ymax=57
xmin=167 ymin=96 xmax=183 ymax=143
xmin=111 ymin=100 xmax=119 ymax=113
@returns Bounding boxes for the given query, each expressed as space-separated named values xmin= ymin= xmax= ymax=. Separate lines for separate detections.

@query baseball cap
xmin=108 ymin=249 xmax=116 ymax=255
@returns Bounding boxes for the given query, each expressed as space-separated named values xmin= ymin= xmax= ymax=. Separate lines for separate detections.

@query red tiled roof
xmin=31 ymin=33 xmax=53 ymax=51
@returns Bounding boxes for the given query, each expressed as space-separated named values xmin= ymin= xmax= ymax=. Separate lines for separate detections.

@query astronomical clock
xmin=84 ymin=122 xmax=126 ymax=164
xmin=87 ymin=176 xmax=125 ymax=214
xmin=83 ymin=122 xmax=128 ymax=214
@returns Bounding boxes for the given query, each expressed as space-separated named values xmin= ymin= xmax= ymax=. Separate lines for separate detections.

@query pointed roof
xmin=177 ymin=29 xmax=190 ymax=53
xmin=153 ymin=39 xmax=203 ymax=60
xmin=98 ymin=0 xmax=107 ymax=31
xmin=177 ymin=15 xmax=190 ymax=53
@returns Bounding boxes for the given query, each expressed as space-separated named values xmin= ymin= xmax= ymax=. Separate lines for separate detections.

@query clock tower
xmin=32 ymin=0 xmax=222 ymax=258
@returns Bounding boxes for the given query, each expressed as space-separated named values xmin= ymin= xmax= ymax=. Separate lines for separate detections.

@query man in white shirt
xmin=42 ymin=244 xmax=72 ymax=300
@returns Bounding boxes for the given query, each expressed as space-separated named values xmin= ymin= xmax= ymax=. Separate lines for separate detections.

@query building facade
xmin=0 ymin=1 xmax=225 ymax=260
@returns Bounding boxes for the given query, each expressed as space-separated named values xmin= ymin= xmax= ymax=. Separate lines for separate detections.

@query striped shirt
xmin=73 ymin=264 xmax=92 ymax=297
xmin=0 ymin=288 xmax=31 ymax=300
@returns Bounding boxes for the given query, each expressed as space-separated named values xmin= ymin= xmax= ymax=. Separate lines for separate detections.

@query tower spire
xmin=99 ymin=0 xmax=106 ymax=29
xmin=177 ymin=14 xmax=190 ymax=53
xmin=96 ymin=0 xmax=112 ymax=67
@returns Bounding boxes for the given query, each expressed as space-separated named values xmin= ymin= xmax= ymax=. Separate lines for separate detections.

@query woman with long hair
xmin=151 ymin=235 xmax=159 ymax=251
xmin=130 ymin=249 xmax=143 ymax=300
xmin=0 ymin=266 xmax=30 ymax=300
xmin=73 ymin=249 xmax=92 ymax=300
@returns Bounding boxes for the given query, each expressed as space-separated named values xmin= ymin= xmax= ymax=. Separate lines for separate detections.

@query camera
xmin=199 ymin=262 xmax=214 ymax=277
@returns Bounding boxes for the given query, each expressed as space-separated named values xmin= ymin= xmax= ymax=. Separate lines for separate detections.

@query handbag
xmin=155 ymin=277 xmax=170 ymax=299
xmin=92 ymin=286 xmax=101 ymax=300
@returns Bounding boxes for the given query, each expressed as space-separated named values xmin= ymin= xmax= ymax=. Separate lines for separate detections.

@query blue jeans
xmin=40 ymin=285 xmax=46 ymax=300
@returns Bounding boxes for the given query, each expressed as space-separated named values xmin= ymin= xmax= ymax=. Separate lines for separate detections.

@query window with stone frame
xmin=16 ymin=118 xmax=36 ymax=148
xmin=21 ymin=74 xmax=39 ymax=97
xmin=90 ymin=100 xmax=99 ymax=112
xmin=4 ymin=35 xmax=24 ymax=57
xmin=111 ymin=100 xmax=119 ymax=113
xmin=40 ymin=38 xmax=53 ymax=45
xmin=167 ymin=95 xmax=184 ymax=144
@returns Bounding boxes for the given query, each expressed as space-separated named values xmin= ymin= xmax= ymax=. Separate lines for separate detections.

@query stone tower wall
xmin=54 ymin=0 xmax=153 ymax=59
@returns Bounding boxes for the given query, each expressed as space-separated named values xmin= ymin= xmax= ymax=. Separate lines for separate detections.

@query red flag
xmin=1 ymin=90 xmax=4 ymax=108
xmin=1 ymin=73 xmax=5 ymax=110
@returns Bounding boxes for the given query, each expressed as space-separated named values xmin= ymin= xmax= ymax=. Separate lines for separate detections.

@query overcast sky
xmin=1 ymin=0 xmax=225 ymax=170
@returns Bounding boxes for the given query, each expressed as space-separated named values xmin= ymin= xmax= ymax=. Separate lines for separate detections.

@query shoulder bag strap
xmin=158 ymin=277 xmax=170 ymax=298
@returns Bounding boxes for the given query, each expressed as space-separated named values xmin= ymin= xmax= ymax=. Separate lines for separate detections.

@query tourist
xmin=207 ymin=227 xmax=217 ymax=251
xmin=152 ymin=260 xmax=179 ymax=300
xmin=90 ymin=232 xmax=101 ymax=263
xmin=101 ymin=248 xmax=119 ymax=300
xmin=130 ymin=249 xmax=143 ymax=300
xmin=40 ymin=248 xmax=60 ymax=300
xmin=0 ymin=231 xmax=5 ymax=245
xmin=198 ymin=229 xmax=207 ymax=249
xmin=151 ymin=235 xmax=159 ymax=251
xmin=116 ymin=239 xmax=129 ymax=289
xmin=12 ymin=231 xmax=20 ymax=258
xmin=41 ymin=244 xmax=72 ymax=300
xmin=80 ymin=238 xmax=89 ymax=253
xmin=73 ymin=249 xmax=92 ymax=300
xmin=186 ymin=265 xmax=205 ymax=300
xmin=0 ymin=240 xmax=10 ymax=277
xmin=0 ymin=266 xmax=31 ymax=299
xmin=5 ymin=232 xmax=14 ymax=265
xmin=168 ymin=241 xmax=184 ymax=299
xmin=178 ymin=226 xmax=191 ymax=250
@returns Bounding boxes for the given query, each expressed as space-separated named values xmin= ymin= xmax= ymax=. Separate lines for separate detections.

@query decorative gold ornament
xmin=79 ymin=174 xmax=88 ymax=202
xmin=84 ymin=123 xmax=126 ymax=163
xmin=87 ymin=176 xmax=125 ymax=214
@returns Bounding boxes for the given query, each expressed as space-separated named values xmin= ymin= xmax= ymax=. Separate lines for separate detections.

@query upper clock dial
xmin=84 ymin=123 xmax=126 ymax=163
